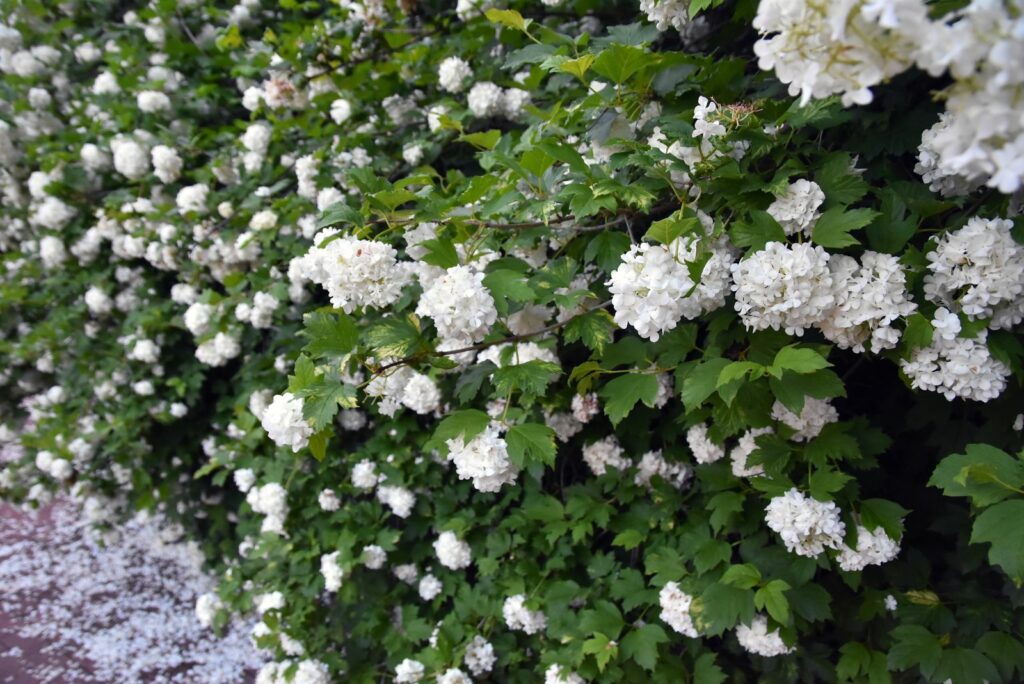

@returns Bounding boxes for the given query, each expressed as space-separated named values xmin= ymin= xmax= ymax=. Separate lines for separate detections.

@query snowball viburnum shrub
xmin=2 ymin=0 xmax=1022 ymax=682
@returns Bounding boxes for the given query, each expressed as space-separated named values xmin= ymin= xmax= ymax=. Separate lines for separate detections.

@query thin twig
xmin=370 ymin=300 xmax=613 ymax=375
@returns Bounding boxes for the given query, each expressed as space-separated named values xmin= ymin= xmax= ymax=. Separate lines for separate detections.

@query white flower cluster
xmin=464 ymin=636 xmax=496 ymax=676
xmin=686 ymin=423 xmax=725 ymax=465
xmin=634 ymin=450 xmax=691 ymax=489
xmin=771 ymin=398 xmax=838 ymax=442
xmin=765 ymin=488 xmax=846 ymax=558
xmin=731 ymin=242 xmax=834 ymax=336
xmin=438 ymin=56 xmax=472 ymax=93
xmin=395 ymin=659 xmax=425 ymax=683
xmin=640 ymin=0 xmax=690 ymax=32
xmin=466 ymin=81 xmax=530 ymax=120
xmin=260 ymin=393 xmax=313 ymax=453
xmin=320 ymin=551 xmax=343 ymax=592
xmin=754 ymin=0 xmax=1024 ymax=193
xmin=836 ymin=525 xmax=901 ymax=572
xmin=195 ymin=332 xmax=242 ymax=367
xmin=434 ymin=531 xmax=472 ymax=570
xmin=301 ymin=231 xmax=410 ymax=313
xmin=819 ymin=252 xmax=917 ymax=353
xmin=582 ymin=436 xmax=631 ymax=476
xmin=255 ymin=659 xmax=330 ymax=684
xmin=753 ymin=0 xmax=924 ymax=107
xmin=767 ymin=179 xmax=825 ymax=237
xmin=445 ymin=425 xmax=518 ymax=492
xmin=736 ymin=615 xmax=794 ymax=657
xmin=608 ymin=235 xmax=735 ymax=341
xmin=246 ymin=483 xmax=289 ymax=536
xmin=659 ymin=582 xmax=699 ymax=637
xmin=730 ymin=427 xmax=773 ymax=478
xmin=352 ymin=459 xmax=379 ymax=490
xmin=544 ymin=665 xmax=586 ymax=684
xmin=924 ymin=217 xmax=1024 ymax=330
xmin=195 ymin=592 xmax=223 ymax=629
xmin=416 ymin=265 xmax=497 ymax=345
xmin=900 ymin=329 xmax=1010 ymax=402
xmin=377 ymin=485 xmax=416 ymax=518
xmin=502 ymin=594 xmax=547 ymax=634
xmin=419 ymin=574 xmax=442 ymax=600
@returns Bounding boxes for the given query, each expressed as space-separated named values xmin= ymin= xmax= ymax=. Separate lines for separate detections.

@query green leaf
xmin=591 ymin=44 xmax=648 ymax=84
xmin=888 ymin=625 xmax=941 ymax=679
xmin=693 ymin=653 xmax=727 ymax=684
xmin=484 ymin=8 xmax=531 ymax=33
xmin=901 ymin=312 xmax=933 ymax=352
xmin=316 ymin=202 xmax=364 ymax=230
xmin=754 ymin=579 xmax=791 ymax=625
xmin=837 ymin=643 xmax=872 ymax=683
xmin=808 ymin=468 xmax=852 ymax=499
xmin=815 ymin=152 xmax=869 ymax=208
xmin=689 ymin=0 xmax=715 ymax=17
xmin=682 ymin=357 xmax=732 ymax=413
xmin=695 ymin=583 xmax=755 ymax=636
xmin=303 ymin=383 xmax=357 ymax=430
xmin=582 ymin=633 xmax=617 ymax=672
xmin=645 ymin=546 xmax=686 ymax=585
xmin=730 ymin=211 xmax=787 ymax=251
xmin=599 ymin=373 xmax=660 ymax=425
xmin=417 ymin=238 xmax=459 ymax=268
xmin=370 ymin=188 xmax=417 ymax=212
xmin=768 ymin=345 xmax=832 ymax=378
xmin=769 ymin=368 xmax=846 ymax=414
xmin=620 ymin=624 xmax=668 ymax=671
xmin=708 ymin=492 xmax=745 ymax=533
xmin=562 ymin=309 xmax=615 ymax=355
xmin=433 ymin=409 xmax=490 ymax=446
xmin=492 ymin=360 xmax=561 ymax=398
xmin=644 ymin=213 xmax=702 ymax=245
xmin=720 ymin=563 xmax=762 ymax=590
xmin=975 ymin=632 xmax=1024 ymax=683
xmin=579 ymin=600 xmax=625 ymax=640
xmin=556 ymin=54 xmax=595 ymax=81
xmin=811 ymin=207 xmax=879 ymax=248
xmin=612 ymin=529 xmax=646 ymax=550
xmin=302 ymin=310 xmax=359 ymax=358
xmin=585 ymin=231 xmax=632 ymax=273
xmin=523 ymin=493 xmax=564 ymax=522
xmin=788 ymin=583 xmax=832 ymax=622
xmin=365 ymin=315 xmax=422 ymax=358
xmin=866 ymin=188 xmax=917 ymax=254
xmin=457 ymin=129 xmax=502 ymax=151
xmin=694 ymin=539 xmax=732 ymax=574
xmin=717 ymin=361 xmax=763 ymax=388
xmin=971 ymin=500 xmax=1024 ymax=586
xmin=934 ymin=648 xmax=1001 ymax=684
xmin=929 ymin=444 xmax=1024 ymax=507
xmin=308 ymin=429 xmax=329 ymax=461
xmin=453 ymin=361 xmax=495 ymax=403
xmin=506 ymin=423 xmax=557 ymax=467
xmin=483 ymin=270 xmax=535 ymax=316
xmin=859 ymin=498 xmax=909 ymax=540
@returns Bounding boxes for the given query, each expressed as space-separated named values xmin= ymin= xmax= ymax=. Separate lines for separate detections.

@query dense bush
xmin=2 ymin=0 xmax=1024 ymax=682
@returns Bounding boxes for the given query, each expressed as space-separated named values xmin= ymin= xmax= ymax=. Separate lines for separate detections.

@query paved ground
xmin=0 ymin=499 xmax=260 ymax=683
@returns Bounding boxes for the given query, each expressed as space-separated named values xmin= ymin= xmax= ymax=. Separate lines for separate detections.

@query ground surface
xmin=0 ymin=499 xmax=260 ymax=683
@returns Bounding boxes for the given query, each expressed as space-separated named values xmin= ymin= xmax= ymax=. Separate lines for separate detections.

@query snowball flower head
xmin=395 ymin=659 xmax=425 ymax=683
xmin=582 ymin=436 xmax=631 ymax=476
xmin=320 ymin=551 xmax=344 ymax=592
xmin=503 ymin=594 xmax=547 ymax=634
xmin=836 ymin=524 xmax=901 ymax=572
xmin=301 ymin=232 xmax=411 ymax=313
xmin=608 ymin=236 xmax=735 ymax=341
xmin=261 ymin=392 xmax=314 ymax=453
xmin=765 ymin=488 xmax=846 ymax=557
xmin=767 ymin=179 xmax=825 ymax=236
xmin=659 ymin=582 xmax=699 ymax=637
xmin=900 ymin=330 xmax=1010 ymax=402
xmin=732 ymin=242 xmax=834 ymax=335
xmin=771 ymin=398 xmax=838 ymax=442
xmin=446 ymin=425 xmax=518 ymax=492
xmin=416 ymin=265 xmax=498 ymax=344
xmin=438 ymin=56 xmax=473 ymax=93
xmin=687 ymin=422 xmax=725 ymax=464
xmin=434 ymin=531 xmax=472 ymax=570
xmin=736 ymin=614 xmax=794 ymax=657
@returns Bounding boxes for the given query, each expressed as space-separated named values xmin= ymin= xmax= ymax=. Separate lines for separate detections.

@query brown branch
xmin=370 ymin=300 xmax=613 ymax=376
